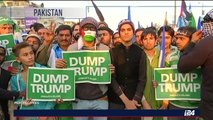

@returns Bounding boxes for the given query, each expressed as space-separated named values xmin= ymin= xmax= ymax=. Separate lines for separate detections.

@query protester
xmin=35 ymin=22 xmax=56 ymax=66
xmin=140 ymin=28 xmax=164 ymax=120
xmin=108 ymin=19 xmax=147 ymax=120
xmin=10 ymin=42 xmax=55 ymax=120
xmin=98 ymin=26 xmax=114 ymax=47
xmin=150 ymin=25 xmax=179 ymax=114
xmin=178 ymin=9 xmax=213 ymax=120
xmin=25 ymin=34 xmax=41 ymax=52
xmin=71 ymin=23 xmax=80 ymax=44
xmin=0 ymin=45 xmax=25 ymax=120
xmin=169 ymin=26 xmax=199 ymax=120
xmin=37 ymin=27 xmax=49 ymax=42
xmin=66 ymin=17 xmax=110 ymax=120
xmin=135 ymin=28 xmax=145 ymax=48
xmin=0 ymin=16 xmax=22 ymax=73
xmin=157 ymin=25 xmax=179 ymax=68
xmin=29 ymin=22 xmax=44 ymax=34
xmin=48 ymin=24 xmax=73 ymax=120
xmin=112 ymin=31 xmax=121 ymax=47
xmin=48 ymin=25 xmax=72 ymax=68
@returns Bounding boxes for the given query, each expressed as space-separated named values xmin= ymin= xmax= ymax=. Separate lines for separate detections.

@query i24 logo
xmin=184 ymin=110 xmax=195 ymax=116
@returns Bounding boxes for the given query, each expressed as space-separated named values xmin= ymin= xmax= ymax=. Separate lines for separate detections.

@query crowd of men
xmin=0 ymin=8 xmax=213 ymax=120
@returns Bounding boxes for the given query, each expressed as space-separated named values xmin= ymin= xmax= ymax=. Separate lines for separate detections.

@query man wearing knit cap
xmin=178 ymin=9 xmax=213 ymax=120
xmin=108 ymin=19 xmax=147 ymax=120
xmin=25 ymin=34 xmax=42 ymax=52
xmin=57 ymin=17 xmax=111 ymax=120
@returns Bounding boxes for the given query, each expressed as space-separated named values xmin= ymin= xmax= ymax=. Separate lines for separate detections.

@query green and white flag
xmin=0 ymin=34 xmax=16 ymax=62
xmin=63 ymin=50 xmax=111 ymax=84
xmin=27 ymin=67 xmax=75 ymax=101
xmin=154 ymin=68 xmax=201 ymax=100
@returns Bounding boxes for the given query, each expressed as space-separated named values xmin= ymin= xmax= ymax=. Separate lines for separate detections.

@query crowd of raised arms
xmin=0 ymin=8 xmax=213 ymax=120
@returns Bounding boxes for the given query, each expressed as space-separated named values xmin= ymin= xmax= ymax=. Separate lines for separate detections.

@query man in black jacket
xmin=108 ymin=19 xmax=147 ymax=120
xmin=178 ymin=9 xmax=213 ymax=120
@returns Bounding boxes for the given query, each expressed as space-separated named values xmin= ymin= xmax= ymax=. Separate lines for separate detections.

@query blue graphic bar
xmin=14 ymin=109 xmax=200 ymax=117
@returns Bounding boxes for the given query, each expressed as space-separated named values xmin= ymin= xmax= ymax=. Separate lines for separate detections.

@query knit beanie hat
xmin=117 ymin=19 xmax=135 ymax=33
xmin=80 ymin=17 xmax=98 ymax=30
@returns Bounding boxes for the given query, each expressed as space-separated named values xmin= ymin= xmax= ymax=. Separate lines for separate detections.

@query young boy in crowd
xmin=10 ymin=42 xmax=55 ymax=120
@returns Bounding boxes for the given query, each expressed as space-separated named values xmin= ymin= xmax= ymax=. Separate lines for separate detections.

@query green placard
xmin=154 ymin=68 xmax=201 ymax=100
xmin=0 ymin=34 xmax=16 ymax=61
xmin=27 ymin=67 xmax=75 ymax=101
xmin=63 ymin=50 xmax=111 ymax=84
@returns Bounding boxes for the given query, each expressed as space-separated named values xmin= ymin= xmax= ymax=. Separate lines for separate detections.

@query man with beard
xmin=71 ymin=23 xmax=80 ymax=44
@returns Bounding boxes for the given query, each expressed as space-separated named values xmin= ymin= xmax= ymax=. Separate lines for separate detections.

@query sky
xmin=31 ymin=1 xmax=213 ymax=31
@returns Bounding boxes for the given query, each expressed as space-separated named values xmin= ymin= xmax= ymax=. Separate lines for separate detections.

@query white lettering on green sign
xmin=0 ymin=39 xmax=13 ymax=56
xmin=30 ymin=74 xmax=71 ymax=93
xmin=74 ymin=67 xmax=107 ymax=76
xmin=161 ymin=73 xmax=198 ymax=82
xmin=158 ymin=83 xmax=200 ymax=93
xmin=69 ymin=57 xmax=105 ymax=66
xmin=31 ymin=84 xmax=71 ymax=93
xmin=33 ymin=74 xmax=68 ymax=83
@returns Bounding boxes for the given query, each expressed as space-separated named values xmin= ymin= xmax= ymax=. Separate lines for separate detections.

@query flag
xmin=158 ymin=26 xmax=166 ymax=68
xmin=128 ymin=6 xmax=131 ymax=21
xmin=91 ymin=0 xmax=104 ymax=21
xmin=188 ymin=3 xmax=196 ymax=28
xmin=138 ymin=21 xmax=141 ymax=28
xmin=182 ymin=0 xmax=191 ymax=21
xmin=197 ymin=16 xmax=202 ymax=30
xmin=164 ymin=12 xmax=168 ymax=26
xmin=176 ymin=0 xmax=188 ymax=28
xmin=151 ymin=22 xmax=153 ymax=27
xmin=158 ymin=12 xmax=168 ymax=68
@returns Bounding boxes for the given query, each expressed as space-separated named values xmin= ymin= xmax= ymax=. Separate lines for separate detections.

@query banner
xmin=0 ymin=34 xmax=16 ymax=62
xmin=25 ymin=17 xmax=38 ymax=29
xmin=62 ymin=51 xmax=111 ymax=84
xmin=27 ymin=67 xmax=75 ymax=101
xmin=154 ymin=68 xmax=201 ymax=100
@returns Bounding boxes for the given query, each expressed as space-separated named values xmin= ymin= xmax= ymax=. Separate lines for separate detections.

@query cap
xmin=80 ymin=17 xmax=98 ymax=30
xmin=25 ymin=34 xmax=41 ymax=42
xmin=117 ymin=19 xmax=135 ymax=33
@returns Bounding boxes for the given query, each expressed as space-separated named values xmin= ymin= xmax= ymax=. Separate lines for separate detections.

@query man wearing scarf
xmin=178 ymin=9 xmax=213 ymax=120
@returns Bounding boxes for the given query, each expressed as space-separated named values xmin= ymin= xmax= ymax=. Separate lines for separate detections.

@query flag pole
xmin=174 ymin=0 xmax=177 ymax=27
